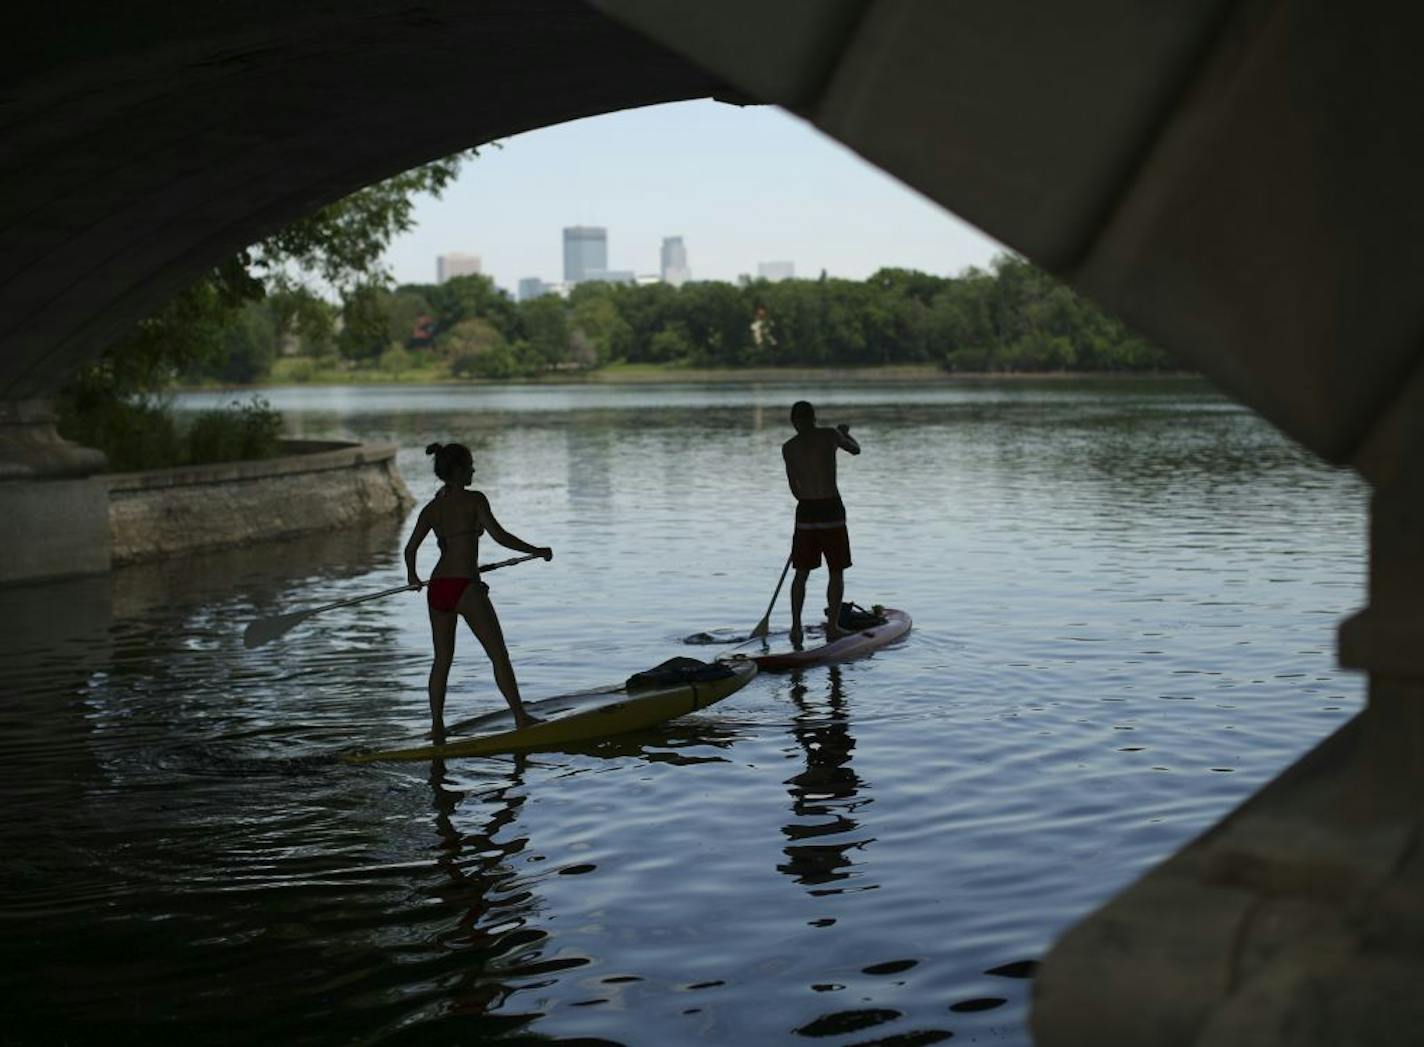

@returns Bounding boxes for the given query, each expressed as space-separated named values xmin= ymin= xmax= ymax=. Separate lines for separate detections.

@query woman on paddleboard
xmin=405 ymin=442 xmax=552 ymax=738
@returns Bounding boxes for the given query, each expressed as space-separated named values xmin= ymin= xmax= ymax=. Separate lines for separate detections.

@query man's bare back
xmin=782 ymin=427 xmax=842 ymax=500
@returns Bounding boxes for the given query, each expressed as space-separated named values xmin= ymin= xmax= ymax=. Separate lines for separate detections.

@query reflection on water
xmin=1 ymin=379 xmax=1367 ymax=1045
xmin=780 ymin=667 xmax=870 ymax=892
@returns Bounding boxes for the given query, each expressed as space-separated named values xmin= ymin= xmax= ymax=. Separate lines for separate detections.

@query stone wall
xmin=106 ymin=440 xmax=413 ymax=566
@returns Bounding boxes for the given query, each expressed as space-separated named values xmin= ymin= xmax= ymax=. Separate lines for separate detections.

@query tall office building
xmin=563 ymin=226 xmax=607 ymax=283
xmin=660 ymin=236 xmax=691 ymax=287
xmin=436 ymin=252 xmax=482 ymax=282
xmin=757 ymin=260 xmax=795 ymax=282
xmin=518 ymin=277 xmax=550 ymax=301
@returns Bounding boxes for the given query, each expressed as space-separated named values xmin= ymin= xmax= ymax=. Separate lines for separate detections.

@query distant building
xmin=582 ymin=268 xmax=635 ymax=285
xmin=409 ymin=314 xmax=437 ymax=347
xmin=635 ymin=274 xmax=662 ymax=286
xmin=660 ymin=236 xmax=691 ymax=286
xmin=436 ymin=252 xmax=482 ymax=282
xmin=757 ymin=260 xmax=795 ymax=282
xmin=518 ymin=277 xmax=551 ymax=301
xmin=563 ymin=226 xmax=607 ymax=283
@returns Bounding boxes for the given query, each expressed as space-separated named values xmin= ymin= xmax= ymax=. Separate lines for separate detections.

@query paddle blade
xmin=748 ymin=616 xmax=771 ymax=640
xmin=243 ymin=611 xmax=310 ymax=649
xmin=683 ymin=627 xmax=750 ymax=645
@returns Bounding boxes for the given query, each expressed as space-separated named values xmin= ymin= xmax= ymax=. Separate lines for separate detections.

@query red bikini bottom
xmin=426 ymin=577 xmax=487 ymax=613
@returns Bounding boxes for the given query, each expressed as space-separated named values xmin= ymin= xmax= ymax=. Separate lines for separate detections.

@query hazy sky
xmin=384 ymin=99 xmax=1005 ymax=292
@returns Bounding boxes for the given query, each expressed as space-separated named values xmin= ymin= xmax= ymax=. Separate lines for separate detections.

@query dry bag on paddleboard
xmin=626 ymin=657 xmax=737 ymax=693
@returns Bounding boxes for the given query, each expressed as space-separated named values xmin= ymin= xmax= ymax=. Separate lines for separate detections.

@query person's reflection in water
xmin=782 ymin=401 xmax=861 ymax=646
xmin=426 ymin=755 xmax=544 ymax=1023
xmin=778 ymin=666 xmax=872 ymax=890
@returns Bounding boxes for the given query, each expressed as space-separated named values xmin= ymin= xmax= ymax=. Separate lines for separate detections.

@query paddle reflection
xmin=778 ymin=666 xmax=874 ymax=891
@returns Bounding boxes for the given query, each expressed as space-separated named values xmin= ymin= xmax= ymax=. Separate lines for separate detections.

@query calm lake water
xmin=1 ymin=379 xmax=1368 ymax=1045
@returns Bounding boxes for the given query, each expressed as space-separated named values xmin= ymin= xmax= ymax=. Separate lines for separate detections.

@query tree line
xmin=194 ymin=254 xmax=1174 ymax=384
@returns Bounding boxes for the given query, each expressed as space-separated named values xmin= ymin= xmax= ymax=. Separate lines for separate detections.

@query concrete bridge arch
xmin=5 ymin=2 xmax=1424 ymax=1043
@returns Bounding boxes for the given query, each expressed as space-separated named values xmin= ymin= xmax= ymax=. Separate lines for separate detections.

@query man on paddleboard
xmin=783 ymin=400 xmax=861 ymax=645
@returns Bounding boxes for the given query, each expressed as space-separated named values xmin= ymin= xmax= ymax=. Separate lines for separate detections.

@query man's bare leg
xmin=825 ymin=569 xmax=846 ymax=639
xmin=789 ymin=567 xmax=811 ymax=647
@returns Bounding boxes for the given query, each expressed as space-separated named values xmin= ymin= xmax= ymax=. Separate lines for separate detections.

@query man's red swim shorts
xmin=791 ymin=497 xmax=852 ymax=571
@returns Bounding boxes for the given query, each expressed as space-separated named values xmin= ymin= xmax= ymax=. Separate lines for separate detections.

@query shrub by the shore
xmin=61 ymin=395 xmax=283 ymax=472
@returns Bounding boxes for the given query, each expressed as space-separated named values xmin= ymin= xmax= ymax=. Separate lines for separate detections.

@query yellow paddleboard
xmin=344 ymin=656 xmax=757 ymax=763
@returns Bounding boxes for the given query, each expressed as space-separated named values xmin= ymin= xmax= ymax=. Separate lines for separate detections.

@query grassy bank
xmin=222 ymin=359 xmax=1194 ymax=390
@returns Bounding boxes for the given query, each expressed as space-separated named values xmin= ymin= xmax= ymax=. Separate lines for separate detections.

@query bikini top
xmin=436 ymin=527 xmax=482 ymax=553
xmin=432 ymin=491 xmax=484 ymax=553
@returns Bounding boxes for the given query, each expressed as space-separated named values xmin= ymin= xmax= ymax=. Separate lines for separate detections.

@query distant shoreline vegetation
xmin=183 ymin=363 xmax=1200 ymax=392
xmin=184 ymin=255 xmax=1178 ymax=387
xmin=58 ymin=151 xmax=1179 ymax=471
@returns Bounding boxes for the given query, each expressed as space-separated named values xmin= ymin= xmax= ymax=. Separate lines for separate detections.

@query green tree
xmin=518 ymin=295 xmax=570 ymax=368
xmin=59 ymin=151 xmax=477 ymax=454
xmin=568 ymin=286 xmax=632 ymax=367
xmin=420 ymin=274 xmax=520 ymax=344
xmin=213 ymin=302 xmax=279 ymax=384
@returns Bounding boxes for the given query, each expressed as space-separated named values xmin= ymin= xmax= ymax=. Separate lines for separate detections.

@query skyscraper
xmin=436 ymin=252 xmax=482 ymax=282
xmin=518 ymin=277 xmax=549 ymax=301
xmin=757 ymin=260 xmax=795 ymax=282
xmin=660 ymin=236 xmax=690 ymax=287
xmin=563 ymin=226 xmax=607 ymax=283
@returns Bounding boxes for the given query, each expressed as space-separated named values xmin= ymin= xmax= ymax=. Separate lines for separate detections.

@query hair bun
xmin=425 ymin=442 xmax=443 ymax=456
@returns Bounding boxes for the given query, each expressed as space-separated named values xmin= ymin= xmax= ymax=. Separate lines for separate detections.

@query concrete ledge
xmin=0 ymin=478 xmax=111 ymax=584
xmin=106 ymin=439 xmax=414 ymax=566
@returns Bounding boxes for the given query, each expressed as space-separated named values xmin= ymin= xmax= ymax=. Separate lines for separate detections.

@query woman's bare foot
xmin=514 ymin=711 xmax=542 ymax=731
xmin=789 ymin=623 xmax=804 ymax=647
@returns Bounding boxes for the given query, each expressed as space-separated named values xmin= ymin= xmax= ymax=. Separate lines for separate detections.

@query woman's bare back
xmin=426 ymin=489 xmax=487 ymax=578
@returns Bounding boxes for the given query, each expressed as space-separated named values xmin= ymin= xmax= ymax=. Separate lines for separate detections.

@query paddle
xmin=242 ymin=552 xmax=544 ymax=649
xmin=749 ymin=552 xmax=793 ymax=640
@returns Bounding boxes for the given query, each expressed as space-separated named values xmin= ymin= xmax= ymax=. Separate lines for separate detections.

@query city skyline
xmin=386 ymin=99 xmax=1003 ymax=293
xmin=441 ymin=229 xmax=815 ymax=298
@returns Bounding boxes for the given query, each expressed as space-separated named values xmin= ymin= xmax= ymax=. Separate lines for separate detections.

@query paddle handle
xmin=478 ymin=552 xmax=543 ymax=573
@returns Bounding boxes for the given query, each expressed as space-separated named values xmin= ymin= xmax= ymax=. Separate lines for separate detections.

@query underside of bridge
xmin=5 ymin=1 xmax=1424 ymax=1042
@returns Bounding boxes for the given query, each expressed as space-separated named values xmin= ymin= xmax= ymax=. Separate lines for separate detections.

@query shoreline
xmin=179 ymin=365 xmax=1201 ymax=393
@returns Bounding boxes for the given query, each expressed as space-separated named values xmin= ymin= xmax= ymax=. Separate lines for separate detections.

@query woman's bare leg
xmin=428 ymin=608 xmax=458 ymax=741
xmin=458 ymin=586 xmax=536 ymax=729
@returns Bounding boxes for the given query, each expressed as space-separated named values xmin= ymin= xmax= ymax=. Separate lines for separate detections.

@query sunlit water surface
xmin=1 ymin=379 xmax=1367 ymax=1044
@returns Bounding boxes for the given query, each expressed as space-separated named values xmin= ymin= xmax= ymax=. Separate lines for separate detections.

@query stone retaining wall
xmin=106 ymin=440 xmax=414 ymax=566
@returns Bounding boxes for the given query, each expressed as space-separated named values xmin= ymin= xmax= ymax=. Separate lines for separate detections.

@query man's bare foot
xmin=789 ymin=623 xmax=804 ymax=648
xmin=514 ymin=712 xmax=542 ymax=731
xmin=430 ymin=723 xmax=447 ymax=745
xmin=824 ymin=625 xmax=846 ymax=641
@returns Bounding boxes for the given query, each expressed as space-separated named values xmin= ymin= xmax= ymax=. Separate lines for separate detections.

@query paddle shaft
xmin=244 ymin=552 xmax=544 ymax=647
xmin=306 ymin=552 xmax=540 ymax=616
xmin=750 ymin=552 xmax=794 ymax=639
